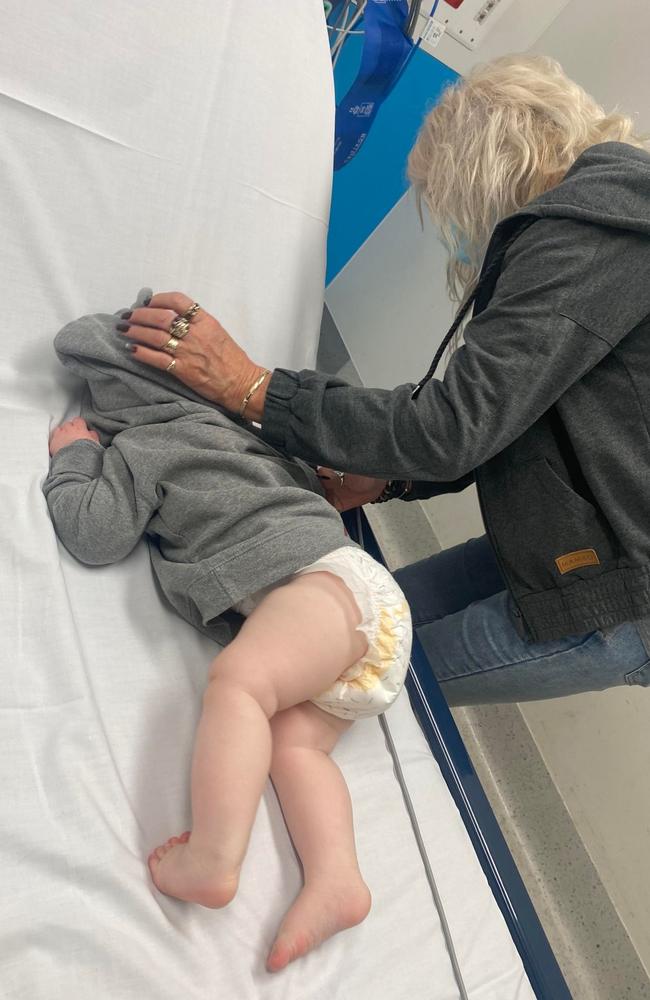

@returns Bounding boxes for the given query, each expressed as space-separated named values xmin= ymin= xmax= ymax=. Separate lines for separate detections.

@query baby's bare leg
xmin=148 ymin=571 xmax=367 ymax=908
xmin=266 ymin=702 xmax=371 ymax=973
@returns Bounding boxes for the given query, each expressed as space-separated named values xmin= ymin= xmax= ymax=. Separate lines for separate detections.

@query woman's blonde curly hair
xmin=407 ymin=53 xmax=647 ymax=307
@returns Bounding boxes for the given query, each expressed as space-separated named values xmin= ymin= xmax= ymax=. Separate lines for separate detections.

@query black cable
xmin=411 ymin=220 xmax=536 ymax=400
xmin=404 ymin=0 xmax=422 ymax=39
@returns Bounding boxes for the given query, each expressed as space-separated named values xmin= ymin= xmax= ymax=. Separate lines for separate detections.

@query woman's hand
xmin=49 ymin=417 xmax=100 ymax=456
xmin=316 ymin=467 xmax=387 ymax=512
xmin=117 ymin=291 xmax=266 ymax=416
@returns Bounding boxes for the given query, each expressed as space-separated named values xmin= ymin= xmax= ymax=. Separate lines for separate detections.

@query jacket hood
xmin=515 ymin=141 xmax=650 ymax=236
xmin=53 ymin=287 xmax=233 ymax=442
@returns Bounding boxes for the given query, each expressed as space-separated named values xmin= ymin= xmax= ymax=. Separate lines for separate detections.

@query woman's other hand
xmin=316 ymin=467 xmax=387 ymax=512
xmin=117 ymin=292 xmax=266 ymax=416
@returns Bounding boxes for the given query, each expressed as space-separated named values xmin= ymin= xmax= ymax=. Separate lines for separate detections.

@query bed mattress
xmin=0 ymin=2 xmax=534 ymax=997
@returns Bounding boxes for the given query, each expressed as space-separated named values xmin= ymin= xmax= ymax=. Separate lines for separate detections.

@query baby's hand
xmin=49 ymin=417 xmax=100 ymax=456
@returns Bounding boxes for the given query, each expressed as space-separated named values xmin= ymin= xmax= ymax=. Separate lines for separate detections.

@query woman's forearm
xmin=253 ymin=220 xmax=621 ymax=482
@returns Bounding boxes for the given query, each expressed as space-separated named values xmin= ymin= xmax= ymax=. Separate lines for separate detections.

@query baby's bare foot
xmin=147 ymin=831 xmax=239 ymax=908
xmin=266 ymin=873 xmax=371 ymax=972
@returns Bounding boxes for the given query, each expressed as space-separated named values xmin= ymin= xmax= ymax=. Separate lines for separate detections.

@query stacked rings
xmin=163 ymin=301 xmax=200 ymax=376
xmin=169 ymin=316 xmax=190 ymax=340
xmin=182 ymin=302 xmax=201 ymax=321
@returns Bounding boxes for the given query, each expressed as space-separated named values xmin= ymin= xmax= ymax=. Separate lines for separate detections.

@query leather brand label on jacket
xmin=555 ymin=548 xmax=601 ymax=574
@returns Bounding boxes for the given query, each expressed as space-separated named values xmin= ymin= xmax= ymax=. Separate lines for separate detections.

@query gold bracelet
xmin=239 ymin=369 xmax=271 ymax=418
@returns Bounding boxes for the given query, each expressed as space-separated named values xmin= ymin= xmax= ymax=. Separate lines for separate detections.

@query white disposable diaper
xmin=233 ymin=545 xmax=412 ymax=720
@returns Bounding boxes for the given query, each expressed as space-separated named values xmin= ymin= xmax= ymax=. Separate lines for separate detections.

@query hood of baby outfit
xmin=53 ymin=286 xmax=232 ymax=442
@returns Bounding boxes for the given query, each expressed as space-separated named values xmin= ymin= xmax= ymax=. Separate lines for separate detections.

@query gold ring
xmin=166 ymin=358 xmax=176 ymax=373
xmin=169 ymin=316 xmax=190 ymax=339
xmin=182 ymin=302 xmax=200 ymax=322
xmin=164 ymin=335 xmax=180 ymax=355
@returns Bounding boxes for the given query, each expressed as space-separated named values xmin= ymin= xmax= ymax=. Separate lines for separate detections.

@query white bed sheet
xmin=0 ymin=2 xmax=534 ymax=997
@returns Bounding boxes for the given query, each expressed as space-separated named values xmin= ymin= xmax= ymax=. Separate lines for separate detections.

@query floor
xmin=317 ymin=305 xmax=650 ymax=1000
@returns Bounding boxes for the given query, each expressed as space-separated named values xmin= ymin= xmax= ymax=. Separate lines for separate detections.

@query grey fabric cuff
xmin=260 ymin=368 xmax=300 ymax=452
xmin=48 ymin=440 xmax=105 ymax=479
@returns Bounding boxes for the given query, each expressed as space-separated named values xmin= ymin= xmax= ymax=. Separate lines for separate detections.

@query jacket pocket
xmin=525 ymin=458 xmax=617 ymax=581
xmin=482 ymin=455 xmax=618 ymax=594
xmin=534 ymin=458 xmax=597 ymax=518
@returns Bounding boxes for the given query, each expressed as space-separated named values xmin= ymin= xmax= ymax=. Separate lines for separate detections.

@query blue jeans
xmin=393 ymin=535 xmax=650 ymax=706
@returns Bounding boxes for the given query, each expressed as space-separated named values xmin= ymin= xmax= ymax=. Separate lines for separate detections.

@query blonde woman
xmin=116 ymin=53 xmax=650 ymax=705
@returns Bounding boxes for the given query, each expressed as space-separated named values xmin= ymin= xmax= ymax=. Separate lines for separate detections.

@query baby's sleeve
xmin=42 ymin=439 xmax=160 ymax=565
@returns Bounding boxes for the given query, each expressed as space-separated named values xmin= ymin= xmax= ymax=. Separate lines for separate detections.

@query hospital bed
xmin=0 ymin=2 xmax=570 ymax=997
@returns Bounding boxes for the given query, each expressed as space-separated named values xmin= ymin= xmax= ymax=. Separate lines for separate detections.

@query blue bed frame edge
xmin=345 ymin=508 xmax=573 ymax=1000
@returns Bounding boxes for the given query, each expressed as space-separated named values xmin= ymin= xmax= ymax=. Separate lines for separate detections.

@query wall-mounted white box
xmin=419 ymin=0 xmax=518 ymax=52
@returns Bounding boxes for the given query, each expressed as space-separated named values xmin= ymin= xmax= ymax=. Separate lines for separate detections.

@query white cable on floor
xmin=355 ymin=508 xmax=470 ymax=1000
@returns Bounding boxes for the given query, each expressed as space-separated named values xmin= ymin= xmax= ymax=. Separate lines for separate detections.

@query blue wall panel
xmin=327 ymin=41 xmax=458 ymax=285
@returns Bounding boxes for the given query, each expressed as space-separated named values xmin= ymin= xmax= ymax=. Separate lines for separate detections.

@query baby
xmin=44 ymin=291 xmax=412 ymax=973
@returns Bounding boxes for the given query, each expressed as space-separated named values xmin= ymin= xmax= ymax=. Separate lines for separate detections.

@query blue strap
xmin=333 ymin=1 xmax=414 ymax=171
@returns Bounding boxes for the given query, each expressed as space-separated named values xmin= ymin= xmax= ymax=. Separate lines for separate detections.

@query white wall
xmin=326 ymin=192 xmax=455 ymax=390
xmin=530 ymin=0 xmax=650 ymax=131
xmin=416 ymin=0 xmax=571 ymax=75
xmin=326 ymin=0 xmax=650 ymax=973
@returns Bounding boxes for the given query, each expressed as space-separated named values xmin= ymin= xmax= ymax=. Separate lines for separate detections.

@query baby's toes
xmin=148 ymin=847 xmax=171 ymax=883
xmin=149 ymin=841 xmax=172 ymax=866
xmin=147 ymin=851 xmax=160 ymax=878
xmin=148 ymin=832 xmax=190 ymax=867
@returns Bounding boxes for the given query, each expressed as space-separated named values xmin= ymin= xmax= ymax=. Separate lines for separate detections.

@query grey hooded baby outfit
xmin=43 ymin=289 xmax=355 ymax=648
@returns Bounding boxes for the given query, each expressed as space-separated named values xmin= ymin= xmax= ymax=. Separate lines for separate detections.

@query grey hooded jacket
xmin=261 ymin=142 xmax=650 ymax=644
xmin=43 ymin=290 xmax=354 ymax=646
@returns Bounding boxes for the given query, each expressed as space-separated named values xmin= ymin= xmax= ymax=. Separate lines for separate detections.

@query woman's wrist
xmin=236 ymin=364 xmax=272 ymax=423
xmin=370 ymin=479 xmax=413 ymax=503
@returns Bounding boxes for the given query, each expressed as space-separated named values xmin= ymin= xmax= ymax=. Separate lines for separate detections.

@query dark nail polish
xmin=116 ymin=321 xmax=130 ymax=332
xmin=123 ymin=342 xmax=136 ymax=353
xmin=121 ymin=310 xmax=132 ymax=320
xmin=143 ymin=296 xmax=152 ymax=306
